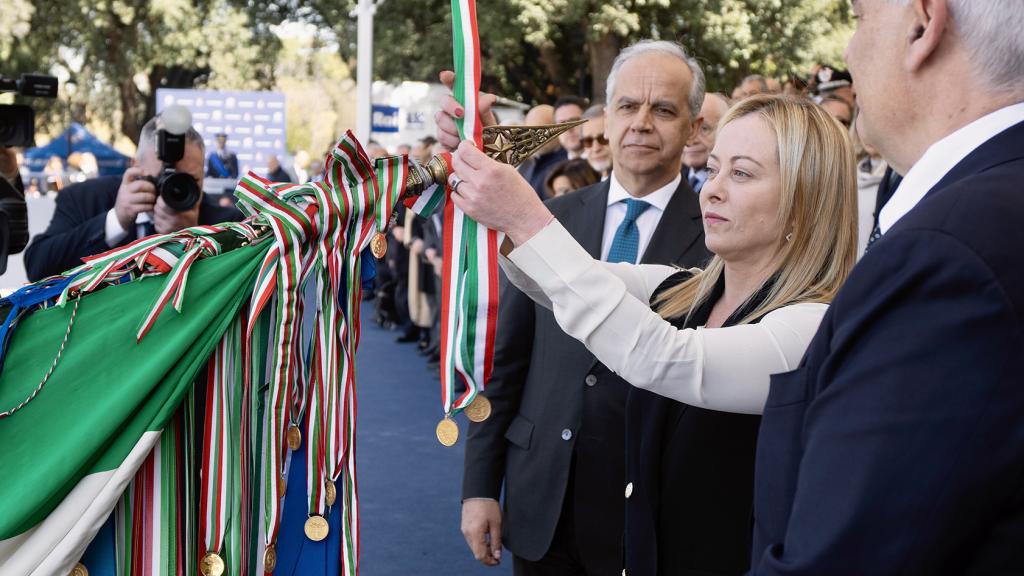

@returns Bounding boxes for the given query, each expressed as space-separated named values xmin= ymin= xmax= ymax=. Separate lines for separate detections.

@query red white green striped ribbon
xmin=199 ymin=316 xmax=243 ymax=570
xmin=440 ymin=0 xmax=500 ymax=416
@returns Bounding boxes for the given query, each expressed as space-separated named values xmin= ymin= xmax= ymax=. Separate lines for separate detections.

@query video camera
xmin=0 ymin=73 xmax=59 ymax=147
xmin=143 ymin=105 xmax=202 ymax=211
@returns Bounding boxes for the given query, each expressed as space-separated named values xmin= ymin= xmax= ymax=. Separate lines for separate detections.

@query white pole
xmin=354 ymin=0 xmax=379 ymax=144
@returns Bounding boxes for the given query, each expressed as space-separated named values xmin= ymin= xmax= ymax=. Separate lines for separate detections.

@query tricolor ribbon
xmin=439 ymin=0 xmax=500 ymax=417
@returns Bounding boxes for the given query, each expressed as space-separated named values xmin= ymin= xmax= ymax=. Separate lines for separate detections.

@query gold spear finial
xmin=402 ymin=118 xmax=588 ymax=198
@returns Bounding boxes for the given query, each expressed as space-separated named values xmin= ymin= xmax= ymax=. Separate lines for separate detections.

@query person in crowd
xmin=25 ymin=114 xmax=243 ymax=281
xmin=543 ymin=158 xmax=600 ymax=198
xmin=396 ymin=143 xmax=412 ymax=156
xmin=732 ymin=74 xmax=770 ymax=99
xmin=206 ymin=132 xmax=239 ymax=179
xmin=447 ymin=91 xmax=856 ymax=575
xmin=683 ymin=92 xmax=730 ymax=193
xmin=366 ymin=139 xmax=389 ymax=160
xmin=413 ymin=136 xmax=437 ymax=165
xmin=580 ymin=104 xmax=612 ymax=178
xmin=553 ymin=95 xmax=587 ymax=159
xmin=44 ymin=155 xmax=65 ymax=192
xmin=819 ymin=94 xmax=854 ymax=128
xmin=443 ymin=39 xmax=711 ymax=575
xmin=746 ymin=1 xmax=1022 ymax=572
xmin=293 ymin=150 xmax=311 ymax=183
xmin=266 ymin=154 xmax=292 ymax=182
xmin=849 ymin=112 xmax=888 ymax=256
xmin=515 ymin=104 xmax=568 ymax=197
xmin=0 ymin=146 xmax=29 ymax=267
xmin=812 ymin=65 xmax=855 ymax=108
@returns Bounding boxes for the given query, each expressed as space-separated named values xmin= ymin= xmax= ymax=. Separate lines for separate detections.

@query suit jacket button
xmin=625 ymin=482 xmax=633 ymax=498
xmin=561 ymin=428 xmax=572 ymax=441
xmin=584 ymin=374 xmax=597 ymax=386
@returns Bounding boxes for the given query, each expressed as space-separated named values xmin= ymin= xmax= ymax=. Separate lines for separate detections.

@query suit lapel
xmin=640 ymin=179 xmax=704 ymax=266
xmin=565 ymin=180 xmax=609 ymax=260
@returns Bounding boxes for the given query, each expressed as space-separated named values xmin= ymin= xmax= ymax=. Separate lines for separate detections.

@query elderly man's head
xmin=603 ymin=40 xmax=705 ymax=196
xmin=683 ymin=93 xmax=731 ymax=171
xmin=581 ymin=104 xmax=611 ymax=176
xmin=846 ymin=0 xmax=1024 ymax=173
xmin=525 ymin=104 xmax=560 ymax=156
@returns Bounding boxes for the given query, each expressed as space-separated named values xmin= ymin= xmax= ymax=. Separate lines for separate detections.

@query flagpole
xmin=353 ymin=0 xmax=383 ymax=144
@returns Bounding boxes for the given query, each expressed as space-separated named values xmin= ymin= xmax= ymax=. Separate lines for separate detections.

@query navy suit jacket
xmin=750 ymin=120 xmax=1024 ymax=574
xmin=24 ymin=175 xmax=242 ymax=281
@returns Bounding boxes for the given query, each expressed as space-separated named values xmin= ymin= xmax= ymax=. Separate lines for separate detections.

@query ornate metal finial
xmin=402 ymin=118 xmax=588 ymax=198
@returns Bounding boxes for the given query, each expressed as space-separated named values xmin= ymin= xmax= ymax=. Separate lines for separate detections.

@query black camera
xmin=147 ymin=106 xmax=201 ymax=211
xmin=0 ymin=73 xmax=59 ymax=147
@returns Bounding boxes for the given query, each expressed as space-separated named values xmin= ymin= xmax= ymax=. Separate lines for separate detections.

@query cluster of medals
xmin=435 ymin=394 xmax=491 ymax=447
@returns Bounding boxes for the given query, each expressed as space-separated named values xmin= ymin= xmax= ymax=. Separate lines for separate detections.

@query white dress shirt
xmin=879 ymin=102 xmax=1024 ymax=233
xmin=600 ymin=172 xmax=680 ymax=262
xmin=502 ymin=220 xmax=827 ymax=415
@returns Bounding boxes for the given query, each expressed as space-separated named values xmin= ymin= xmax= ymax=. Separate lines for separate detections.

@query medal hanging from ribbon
xmin=433 ymin=0 xmax=499 ymax=447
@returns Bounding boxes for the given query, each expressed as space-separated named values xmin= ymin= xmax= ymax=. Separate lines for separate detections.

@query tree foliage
xmin=3 ymin=0 xmax=852 ymax=147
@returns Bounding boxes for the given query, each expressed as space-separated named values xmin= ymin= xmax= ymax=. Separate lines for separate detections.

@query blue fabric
xmin=209 ymin=153 xmax=231 ymax=178
xmin=276 ymin=438 xmax=343 ymax=576
xmin=0 ymin=275 xmax=78 ymax=370
xmin=22 ymin=123 xmax=131 ymax=177
xmin=605 ymin=199 xmax=651 ymax=264
xmin=80 ymin=514 xmax=117 ymax=575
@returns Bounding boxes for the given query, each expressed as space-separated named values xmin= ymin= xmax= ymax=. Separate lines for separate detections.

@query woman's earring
xmin=785 ymin=232 xmax=793 ymax=242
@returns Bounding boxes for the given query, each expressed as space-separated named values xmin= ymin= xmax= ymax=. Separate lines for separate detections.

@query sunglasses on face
xmin=581 ymin=135 xmax=609 ymax=148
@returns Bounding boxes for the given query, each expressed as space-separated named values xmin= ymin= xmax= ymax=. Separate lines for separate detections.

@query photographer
xmin=24 ymin=114 xmax=242 ymax=281
xmin=0 ymin=146 xmax=29 ymax=263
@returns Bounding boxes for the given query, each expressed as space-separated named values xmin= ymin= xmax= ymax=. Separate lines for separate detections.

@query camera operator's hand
xmin=114 ymin=167 xmax=157 ymax=230
xmin=152 ymin=194 xmax=200 ymax=234
xmin=0 ymin=147 xmax=19 ymax=183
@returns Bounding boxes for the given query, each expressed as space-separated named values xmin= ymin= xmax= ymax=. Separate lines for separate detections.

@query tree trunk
xmin=537 ymin=41 xmax=570 ymax=98
xmin=587 ymin=32 xmax=621 ymax=104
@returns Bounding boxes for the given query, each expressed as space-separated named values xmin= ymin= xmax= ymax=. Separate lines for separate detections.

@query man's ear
xmin=687 ymin=116 xmax=705 ymax=145
xmin=907 ymin=0 xmax=949 ymax=73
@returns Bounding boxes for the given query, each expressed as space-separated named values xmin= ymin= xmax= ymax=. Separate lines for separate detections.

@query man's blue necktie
xmin=606 ymin=198 xmax=652 ymax=263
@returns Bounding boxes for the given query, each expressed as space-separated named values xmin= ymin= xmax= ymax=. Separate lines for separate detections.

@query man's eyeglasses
xmin=581 ymin=135 xmax=609 ymax=148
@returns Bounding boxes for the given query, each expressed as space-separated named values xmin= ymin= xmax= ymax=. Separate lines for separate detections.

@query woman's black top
xmin=624 ymin=270 xmax=776 ymax=576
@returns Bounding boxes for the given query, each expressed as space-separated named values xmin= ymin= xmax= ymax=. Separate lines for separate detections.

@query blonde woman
xmin=443 ymin=94 xmax=857 ymax=575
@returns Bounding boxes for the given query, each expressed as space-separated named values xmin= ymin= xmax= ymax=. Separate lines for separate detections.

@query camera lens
xmin=159 ymin=172 xmax=201 ymax=211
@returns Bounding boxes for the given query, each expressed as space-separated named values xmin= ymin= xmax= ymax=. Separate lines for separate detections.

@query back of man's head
xmin=849 ymin=0 xmax=1024 ymax=173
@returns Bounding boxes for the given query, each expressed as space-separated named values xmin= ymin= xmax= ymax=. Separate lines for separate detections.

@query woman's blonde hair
xmin=655 ymin=94 xmax=858 ymax=324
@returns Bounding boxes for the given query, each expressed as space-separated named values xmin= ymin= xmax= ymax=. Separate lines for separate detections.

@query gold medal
xmin=287 ymin=425 xmax=302 ymax=451
xmin=464 ymin=395 xmax=492 ymax=423
xmin=370 ymin=232 xmax=388 ymax=259
xmin=199 ymin=552 xmax=225 ymax=576
xmin=263 ymin=544 xmax=278 ymax=572
xmin=69 ymin=563 xmax=89 ymax=576
xmin=304 ymin=515 xmax=330 ymax=541
xmin=436 ymin=417 xmax=459 ymax=447
xmin=325 ymin=480 xmax=337 ymax=506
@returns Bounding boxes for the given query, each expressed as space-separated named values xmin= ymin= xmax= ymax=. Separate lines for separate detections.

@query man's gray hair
xmin=136 ymin=114 xmax=205 ymax=160
xmin=891 ymin=0 xmax=1024 ymax=94
xmin=605 ymin=40 xmax=706 ymax=120
xmin=582 ymin=103 xmax=605 ymax=119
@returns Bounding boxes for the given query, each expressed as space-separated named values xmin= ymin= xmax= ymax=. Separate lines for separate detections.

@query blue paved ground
xmin=356 ymin=307 xmax=513 ymax=576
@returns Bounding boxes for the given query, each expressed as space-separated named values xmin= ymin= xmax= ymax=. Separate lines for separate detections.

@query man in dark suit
xmin=206 ymin=132 xmax=239 ymax=179
xmin=750 ymin=1 xmax=1024 ymax=573
xmin=443 ymin=41 xmax=711 ymax=575
xmin=25 ymin=116 xmax=242 ymax=281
